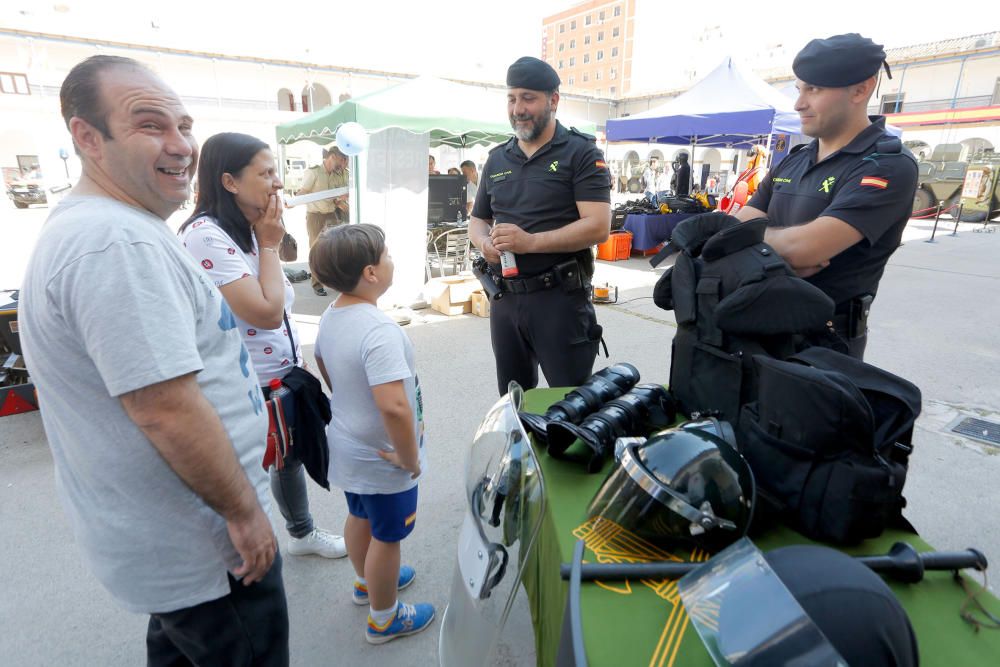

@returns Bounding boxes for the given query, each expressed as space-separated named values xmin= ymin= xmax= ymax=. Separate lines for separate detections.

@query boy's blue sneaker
xmin=365 ymin=601 xmax=435 ymax=645
xmin=352 ymin=565 xmax=416 ymax=605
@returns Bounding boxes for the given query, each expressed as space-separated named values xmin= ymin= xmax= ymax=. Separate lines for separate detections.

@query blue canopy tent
xmin=606 ymin=57 xmax=801 ymax=148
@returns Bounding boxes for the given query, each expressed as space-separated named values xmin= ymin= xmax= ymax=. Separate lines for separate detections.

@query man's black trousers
xmin=490 ymin=286 xmax=602 ymax=395
xmin=146 ymin=552 xmax=289 ymax=667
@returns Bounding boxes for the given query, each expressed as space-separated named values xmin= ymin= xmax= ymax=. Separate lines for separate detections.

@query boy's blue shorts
xmin=344 ymin=486 xmax=418 ymax=543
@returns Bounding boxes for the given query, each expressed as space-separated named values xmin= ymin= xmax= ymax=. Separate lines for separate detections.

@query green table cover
xmin=520 ymin=388 xmax=1000 ymax=667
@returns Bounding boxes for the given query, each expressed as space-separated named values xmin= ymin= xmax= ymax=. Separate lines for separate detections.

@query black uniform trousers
xmin=490 ymin=286 xmax=602 ymax=395
xmin=146 ymin=552 xmax=289 ymax=667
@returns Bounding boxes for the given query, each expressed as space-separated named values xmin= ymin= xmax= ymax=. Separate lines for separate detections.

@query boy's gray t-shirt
xmin=19 ymin=196 xmax=269 ymax=614
xmin=314 ymin=303 xmax=426 ymax=495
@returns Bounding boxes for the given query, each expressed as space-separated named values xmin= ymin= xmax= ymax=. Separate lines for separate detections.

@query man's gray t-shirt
xmin=20 ymin=196 xmax=270 ymax=614
xmin=314 ymin=303 xmax=426 ymax=495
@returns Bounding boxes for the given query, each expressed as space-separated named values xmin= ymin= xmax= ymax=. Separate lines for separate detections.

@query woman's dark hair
xmin=309 ymin=224 xmax=386 ymax=293
xmin=181 ymin=132 xmax=269 ymax=253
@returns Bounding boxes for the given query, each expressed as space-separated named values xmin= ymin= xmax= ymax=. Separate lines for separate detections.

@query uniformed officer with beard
xmin=470 ymin=56 xmax=612 ymax=394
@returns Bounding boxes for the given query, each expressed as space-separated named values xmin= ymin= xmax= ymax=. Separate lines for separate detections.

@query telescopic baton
xmin=559 ymin=541 xmax=987 ymax=585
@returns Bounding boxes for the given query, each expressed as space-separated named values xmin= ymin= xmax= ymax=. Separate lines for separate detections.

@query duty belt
xmin=501 ymin=258 xmax=587 ymax=295
xmin=502 ymin=270 xmax=562 ymax=294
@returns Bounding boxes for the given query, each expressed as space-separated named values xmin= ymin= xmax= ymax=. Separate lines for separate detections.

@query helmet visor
xmin=678 ymin=538 xmax=847 ymax=666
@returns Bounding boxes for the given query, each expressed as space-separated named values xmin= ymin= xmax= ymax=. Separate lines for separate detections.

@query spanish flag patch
xmin=595 ymin=160 xmax=607 ymax=169
xmin=860 ymin=176 xmax=889 ymax=189
xmin=404 ymin=512 xmax=417 ymax=527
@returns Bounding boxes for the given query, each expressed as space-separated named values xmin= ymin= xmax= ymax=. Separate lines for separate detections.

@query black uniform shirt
xmin=747 ymin=116 xmax=917 ymax=306
xmin=472 ymin=121 xmax=611 ymax=276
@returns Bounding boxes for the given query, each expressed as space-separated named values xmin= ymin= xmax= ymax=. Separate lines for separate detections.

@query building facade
xmin=542 ymin=0 xmax=635 ymax=97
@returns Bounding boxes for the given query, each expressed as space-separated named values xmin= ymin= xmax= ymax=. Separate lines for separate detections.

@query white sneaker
xmin=287 ymin=529 xmax=348 ymax=559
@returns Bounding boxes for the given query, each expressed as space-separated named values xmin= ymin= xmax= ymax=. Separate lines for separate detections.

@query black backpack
xmin=737 ymin=347 xmax=921 ymax=544
xmin=653 ymin=213 xmax=834 ymax=422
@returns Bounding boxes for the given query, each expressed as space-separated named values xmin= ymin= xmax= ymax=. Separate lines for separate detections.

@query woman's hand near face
xmin=254 ymin=194 xmax=286 ymax=250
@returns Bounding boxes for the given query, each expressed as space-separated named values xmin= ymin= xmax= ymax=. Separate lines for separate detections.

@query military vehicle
xmin=912 ymin=144 xmax=1000 ymax=222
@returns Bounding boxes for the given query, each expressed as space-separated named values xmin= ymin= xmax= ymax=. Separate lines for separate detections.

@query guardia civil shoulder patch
xmin=860 ymin=176 xmax=889 ymax=189
xmin=595 ymin=160 xmax=607 ymax=169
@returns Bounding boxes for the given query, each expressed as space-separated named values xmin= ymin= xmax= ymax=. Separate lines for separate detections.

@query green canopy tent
xmin=275 ymin=75 xmax=597 ymax=149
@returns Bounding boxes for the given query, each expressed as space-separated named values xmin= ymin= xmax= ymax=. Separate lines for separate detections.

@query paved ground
xmin=2 ymin=200 xmax=998 ymax=665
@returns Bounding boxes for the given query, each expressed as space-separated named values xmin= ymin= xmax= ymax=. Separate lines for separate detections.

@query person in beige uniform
xmin=299 ymin=146 xmax=349 ymax=295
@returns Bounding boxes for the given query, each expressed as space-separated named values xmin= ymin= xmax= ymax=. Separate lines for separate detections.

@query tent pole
xmin=691 ymin=136 xmax=696 ymax=192
xmin=277 ymin=143 xmax=286 ymax=189
xmin=352 ymin=154 xmax=360 ymax=225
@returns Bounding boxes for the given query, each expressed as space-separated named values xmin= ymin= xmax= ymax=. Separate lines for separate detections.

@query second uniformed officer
xmin=736 ymin=33 xmax=918 ymax=359
xmin=471 ymin=56 xmax=612 ymax=394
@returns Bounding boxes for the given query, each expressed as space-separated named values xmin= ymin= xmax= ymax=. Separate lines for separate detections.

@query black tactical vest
xmin=653 ymin=213 xmax=835 ymax=421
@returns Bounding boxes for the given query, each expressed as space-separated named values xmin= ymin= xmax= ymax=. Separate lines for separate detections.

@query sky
xmin=3 ymin=0 xmax=995 ymax=87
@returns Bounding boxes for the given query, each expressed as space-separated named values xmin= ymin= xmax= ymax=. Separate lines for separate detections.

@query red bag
xmin=262 ymin=385 xmax=294 ymax=471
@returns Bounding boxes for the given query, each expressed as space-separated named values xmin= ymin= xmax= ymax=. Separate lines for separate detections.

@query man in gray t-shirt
xmin=20 ymin=56 xmax=287 ymax=665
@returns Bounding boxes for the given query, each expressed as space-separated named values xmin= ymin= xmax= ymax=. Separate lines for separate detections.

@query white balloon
xmin=335 ymin=122 xmax=369 ymax=156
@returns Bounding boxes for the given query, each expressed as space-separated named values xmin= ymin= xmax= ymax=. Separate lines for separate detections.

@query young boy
xmin=310 ymin=224 xmax=433 ymax=644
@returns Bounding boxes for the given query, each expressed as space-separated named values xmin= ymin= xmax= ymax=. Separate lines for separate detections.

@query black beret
xmin=506 ymin=56 xmax=560 ymax=91
xmin=793 ymin=33 xmax=890 ymax=87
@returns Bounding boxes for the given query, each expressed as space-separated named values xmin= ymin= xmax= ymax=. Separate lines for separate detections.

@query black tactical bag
xmin=737 ymin=346 xmax=921 ymax=544
xmin=653 ymin=213 xmax=834 ymax=422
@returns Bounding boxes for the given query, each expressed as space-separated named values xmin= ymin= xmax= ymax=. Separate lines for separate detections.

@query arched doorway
xmin=699 ymin=147 xmax=723 ymax=192
xmin=311 ymin=83 xmax=332 ymax=109
xmin=300 ymin=83 xmax=333 ymax=113
xmin=277 ymin=88 xmax=295 ymax=111
xmin=623 ymin=150 xmax=642 ymax=193
xmin=904 ymin=140 xmax=931 ymax=161
xmin=960 ymin=137 xmax=993 ymax=160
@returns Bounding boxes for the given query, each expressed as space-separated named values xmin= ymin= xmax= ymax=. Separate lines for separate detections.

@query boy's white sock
xmin=369 ymin=601 xmax=398 ymax=627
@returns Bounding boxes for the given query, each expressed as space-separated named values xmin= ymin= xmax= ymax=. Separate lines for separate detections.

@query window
xmin=584 ymin=35 xmax=591 ymax=45
xmin=583 ymin=73 xmax=589 ymax=82
xmin=583 ymin=54 xmax=590 ymax=64
xmin=559 ymin=43 xmax=564 ymax=52
xmin=610 ymin=68 xmax=617 ymax=79
xmin=880 ymin=93 xmax=904 ymax=114
xmin=613 ymin=27 xmax=620 ymax=38
xmin=569 ymin=57 xmax=575 ymax=66
xmin=568 ymin=76 xmax=575 ymax=85
xmin=598 ymin=31 xmax=604 ymax=42
xmin=558 ymin=60 xmax=564 ymax=69
xmin=585 ymin=15 xmax=592 ymax=26
xmin=597 ymin=50 xmax=604 ymax=61
xmin=610 ymin=86 xmax=616 ymax=95
xmin=560 ymin=24 xmax=565 ymax=33
xmin=595 ymin=88 xmax=601 ymax=95
xmin=612 ymin=47 xmax=619 ymax=57
xmin=0 ymin=72 xmax=30 ymax=95
xmin=599 ymin=10 xmax=605 ymax=20
xmin=614 ymin=5 xmax=621 ymax=16
xmin=571 ymin=19 xmax=576 ymax=29
xmin=570 ymin=39 xmax=576 ymax=48
xmin=596 ymin=70 xmax=602 ymax=80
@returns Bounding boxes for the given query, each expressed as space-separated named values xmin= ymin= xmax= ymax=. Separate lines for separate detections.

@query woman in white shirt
xmin=179 ymin=133 xmax=345 ymax=559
